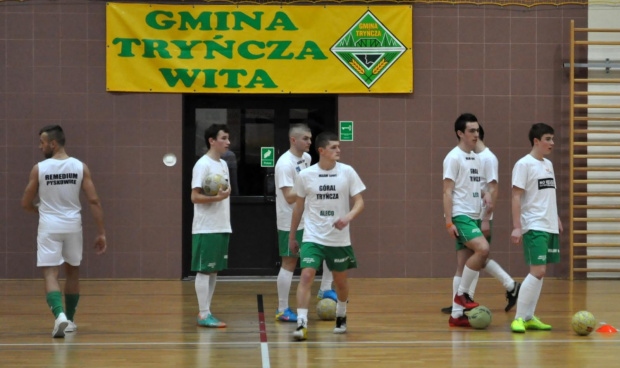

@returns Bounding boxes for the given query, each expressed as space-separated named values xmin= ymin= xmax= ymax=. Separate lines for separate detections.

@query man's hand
xmin=289 ymin=239 xmax=300 ymax=255
xmin=511 ymin=228 xmax=522 ymax=245
xmin=481 ymin=219 xmax=491 ymax=238
xmin=447 ymin=224 xmax=458 ymax=239
xmin=95 ymin=234 xmax=107 ymax=255
xmin=333 ymin=217 xmax=351 ymax=230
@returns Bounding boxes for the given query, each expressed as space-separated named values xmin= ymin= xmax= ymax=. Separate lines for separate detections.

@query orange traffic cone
xmin=596 ymin=324 xmax=618 ymax=333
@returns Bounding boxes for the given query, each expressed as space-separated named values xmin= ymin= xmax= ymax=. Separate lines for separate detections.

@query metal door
xmin=182 ymin=95 xmax=337 ymax=277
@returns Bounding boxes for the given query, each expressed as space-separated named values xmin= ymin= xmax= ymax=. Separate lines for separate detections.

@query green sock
xmin=65 ymin=294 xmax=80 ymax=322
xmin=46 ymin=291 xmax=64 ymax=318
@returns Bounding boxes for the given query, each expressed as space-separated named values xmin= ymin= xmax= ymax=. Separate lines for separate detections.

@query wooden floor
xmin=1 ymin=278 xmax=619 ymax=367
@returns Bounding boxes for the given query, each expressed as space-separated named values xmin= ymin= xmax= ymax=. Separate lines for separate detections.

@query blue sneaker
xmin=197 ymin=314 xmax=227 ymax=328
xmin=275 ymin=307 xmax=297 ymax=322
xmin=318 ymin=289 xmax=338 ymax=301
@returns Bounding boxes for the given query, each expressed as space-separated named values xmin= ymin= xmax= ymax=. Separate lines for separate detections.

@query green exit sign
xmin=261 ymin=147 xmax=275 ymax=167
xmin=340 ymin=121 xmax=353 ymax=141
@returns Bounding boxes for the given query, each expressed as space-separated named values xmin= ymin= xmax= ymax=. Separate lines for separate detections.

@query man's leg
xmin=276 ymin=256 xmax=298 ymax=321
xmin=64 ymin=264 xmax=80 ymax=332
xmin=293 ymin=267 xmax=316 ymax=340
xmin=483 ymin=259 xmax=520 ymax=312
xmin=332 ymin=270 xmax=348 ymax=334
xmin=43 ymin=266 xmax=68 ymax=338
xmin=443 ymin=249 xmax=472 ymax=314
xmin=456 ymin=236 xmax=488 ymax=301
xmin=318 ymin=262 xmax=337 ymax=301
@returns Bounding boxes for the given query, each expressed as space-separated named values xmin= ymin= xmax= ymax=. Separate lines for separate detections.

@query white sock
xmin=336 ymin=299 xmax=347 ymax=317
xmin=277 ymin=268 xmax=294 ymax=311
xmin=297 ymin=308 xmax=308 ymax=327
xmin=320 ymin=261 xmax=333 ymax=291
xmin=469 ymin=272 xmax=479 ymax=298
xmin=515 ymin=273 xmax=542 ymax=320
xmin=457 ymin=266 xmax=479 ymax=296
xmin=452 ymin=276 xmax=461 ymax=302
xmin=484 ymin=259 xmax=515 ymax=290
xmin=195 ymin=273 xmax=210 ymax=318
xmin=207 ymin=273 xmax=217 ymax=314
xmin=451 ymin=276 xmax=463 ymax=318
xmin=526 ymin=276 xmax=543 ymax=320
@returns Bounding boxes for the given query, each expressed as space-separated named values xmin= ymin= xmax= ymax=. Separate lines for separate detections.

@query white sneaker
xmin=52 ymin=313 xmax=69 ymax=338
xmin=65 ymin=321 xmax=78 ymax=333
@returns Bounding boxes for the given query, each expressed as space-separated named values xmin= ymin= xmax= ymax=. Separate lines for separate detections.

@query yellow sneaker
xmin=524 ymin=316 xmax=552 ymax=330
xmin=511 ymin=318 xmax=525 ymax=333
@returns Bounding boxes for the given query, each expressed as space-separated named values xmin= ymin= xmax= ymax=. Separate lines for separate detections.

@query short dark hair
xmin=39 ymin=125 xmax=65 ymax=146
xmin=528 ymin=123 xmax=554 ymax=146
xmin=315 ymin=131 xmax=338 ymax=154
xmin=204 ymin=124 xmax=229 ymax=149
xmin=454 ymin=113 xmax=478 ymax=140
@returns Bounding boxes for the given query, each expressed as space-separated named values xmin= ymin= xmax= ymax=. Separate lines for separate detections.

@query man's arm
xmin=511 ymin=186 xmax=525 ymax=245
xmin=480 ymin=181 xmax=497 ymax=237
xmin=443 ymin=179 xmax=458 ymax=239
xmin=82 ymin=164 xmax=107 ymax=255
xmin=21 ymin=165 xmax=39 ymax=213
xmin=280 ymin=187 xmax=297 ymax=205
xmin=334 ymin=193 xmax=364 ymax=230
xmin=288 ymin=196 xmax=305 ymax=255
xmin=191 ymin=186 xmax=231 ymax=204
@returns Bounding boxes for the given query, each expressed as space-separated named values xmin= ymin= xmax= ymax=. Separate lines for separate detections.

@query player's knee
xmin=299 ymin=269 xmax=315 ymax=285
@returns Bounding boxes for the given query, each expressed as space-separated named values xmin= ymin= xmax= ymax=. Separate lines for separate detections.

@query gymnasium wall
xmin=0 ymin=1 xmax=587 ymax=279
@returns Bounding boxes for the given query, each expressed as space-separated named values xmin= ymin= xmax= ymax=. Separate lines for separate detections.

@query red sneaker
xmin=454 ymin=293 xmax=479 ymax=309
xmin=449 ymin=315 xmax=471 ymax=327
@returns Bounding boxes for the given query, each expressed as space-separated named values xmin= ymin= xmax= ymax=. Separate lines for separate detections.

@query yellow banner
xmin=106 ymin=4 xmax=412 ymax=93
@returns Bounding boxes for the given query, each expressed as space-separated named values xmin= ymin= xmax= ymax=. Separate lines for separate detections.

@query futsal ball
xmin=467 ymin=306 xmax=492 ymax=329
xmin=572 ymin=311 xmax=596 ymax=336
xmin=316 ymin=298 xmax=337 ymax=321
xmin=202 ymin=173 xmax=229 ymax=196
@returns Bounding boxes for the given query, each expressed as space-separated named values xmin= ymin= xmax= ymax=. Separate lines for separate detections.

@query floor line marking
xmin=257 ymin=294 xmax=271 ymax=368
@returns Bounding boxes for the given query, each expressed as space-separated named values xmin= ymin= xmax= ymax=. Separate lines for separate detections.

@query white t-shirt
xmin=512 ymin=154 xmax=559 ymax=234
xmin=477 ymin=147 xmax=498 ymax=220
xmin=38 ymin=157 xmax=84 ymax=233
xmin=443 ymin=146 xmax=482 ymax=220
xmin=294 ymin=162 xmax=366 ymax=247
xmin=275 ymin=150 xmax=311 ymax=231
xmin=191 ymin=155 xmax=232 ymax=234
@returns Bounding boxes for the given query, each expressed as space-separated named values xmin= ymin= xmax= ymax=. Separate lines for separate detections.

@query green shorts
xmin=278 ymin=229 xmax=303 ymax=257
xmin=523 ymin=230 xmax=560 ymax=265
xmin=300 ymin=242 xmax=357 ymax=272
xmin=453 ymin=215 xmax=485 ymax=251
xmin=191 ymin=233 xmax=230 ymax=273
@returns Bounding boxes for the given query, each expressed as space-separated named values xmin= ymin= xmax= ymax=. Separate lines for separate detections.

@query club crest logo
xmin=331 ymin=11 xmax=407 ymax=89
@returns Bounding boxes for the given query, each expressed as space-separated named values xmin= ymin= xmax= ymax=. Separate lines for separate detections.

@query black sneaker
xmin=441 ymin=306 xmax=452 ymax=314
xmin=505 ymin=281 xmax=521 ymax=312
xmin=333 ymin=316 xmax=347 ymax=334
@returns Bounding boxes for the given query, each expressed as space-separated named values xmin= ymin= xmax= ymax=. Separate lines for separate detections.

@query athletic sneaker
xmin=334 ymin=316 xmax=347 ymax=334
xmin=52 ymin=313 xmax=69 ymax=338
xmin=524 ymin=316 xmax=552 ymax=330
xmin=505 ymin=281 xmax=521 ymax=312
xmin=65 ymin=321 xmax=78 ymax=333
xmin=454 ymin=293 xmax=479 ymax=310
xmin=197 ymin=314 xmax=227 ymax=328
xmin=511 ymin=318 xmax=526 ymax=333
xmin=441 ymin=306 xmax=452 ymax=314
xmin=275 ymin=308 xmax=297 ymax=322
xmin=318 ymin=289 xmax=338 ymax=301
xmin=448 ymin=315 xmax=471 ymax=327
xmin=293 ymin=325 xmax=307 ymax=341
